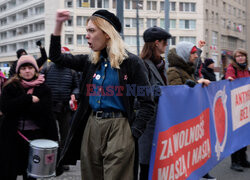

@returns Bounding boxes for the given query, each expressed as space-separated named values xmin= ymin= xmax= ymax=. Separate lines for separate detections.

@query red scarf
xmin=21 ymin=74 xmax=45 ymax=94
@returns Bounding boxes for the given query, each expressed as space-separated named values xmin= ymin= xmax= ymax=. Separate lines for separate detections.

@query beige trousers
xmin=80 ymin=114 xmax=135 ymax=180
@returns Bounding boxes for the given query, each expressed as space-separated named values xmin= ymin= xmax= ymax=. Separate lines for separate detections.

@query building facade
xmin=0 ymin=0 xmax=248 ymax=75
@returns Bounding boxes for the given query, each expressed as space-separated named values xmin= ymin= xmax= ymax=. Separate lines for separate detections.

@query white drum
xmin=27 ymin=139 xmax=58 ymax=178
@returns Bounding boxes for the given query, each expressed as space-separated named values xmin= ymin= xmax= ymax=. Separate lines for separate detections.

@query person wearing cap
xmin=0 ymin=55 xmax=58 ymax=179
xmin=49 ymin=9 xmax=155 ymax=179
xmin=138 ymin=26 xmax=171 ymax=179
xmin=201 ymin=58 xmax=216 ymax=81
xmin=9 ymin=41 xmax=48 ymax=78
xmin=225 ymin=48 xmax=250 ymax=172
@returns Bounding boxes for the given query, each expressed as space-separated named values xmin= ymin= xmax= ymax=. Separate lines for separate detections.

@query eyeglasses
xmin=235 ymin=55 xmax=246 ymax=58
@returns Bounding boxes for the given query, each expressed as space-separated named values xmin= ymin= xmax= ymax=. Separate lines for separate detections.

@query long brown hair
xmin=233 ymin=48 xmax=248 ymax=64
xmin=140 ymin=42 xmax=161 ymax=61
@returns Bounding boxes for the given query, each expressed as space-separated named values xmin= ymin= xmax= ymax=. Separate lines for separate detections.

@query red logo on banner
xmin=214 ymin=98 xmax=226 ymax=144
xmin=152 ymin=109 xmax=211 ymax=180
xmin=213 ymin=86 xmax=228 ymax=160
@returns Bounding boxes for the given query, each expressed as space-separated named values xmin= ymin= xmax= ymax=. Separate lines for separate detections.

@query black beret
xmin=143 ymin=26 xmax=172 ymax=42
xmin=92 ymin=10 xmax=122 ymax=33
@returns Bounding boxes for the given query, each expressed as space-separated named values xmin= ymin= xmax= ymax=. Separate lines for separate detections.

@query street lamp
xmin=136 ymin=0 xmax=142 ymax=56
xmin=164 ymin=0 xmax=170 ymax=67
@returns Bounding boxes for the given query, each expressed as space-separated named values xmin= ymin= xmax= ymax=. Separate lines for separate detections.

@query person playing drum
xmin=0 ymin=55 xmax=58 ymax=180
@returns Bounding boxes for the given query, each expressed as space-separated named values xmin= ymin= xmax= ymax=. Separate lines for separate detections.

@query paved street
xmin=17 ymin=146 xmax=250 ymax=180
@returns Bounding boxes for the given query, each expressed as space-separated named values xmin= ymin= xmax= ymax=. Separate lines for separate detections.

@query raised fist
xmin=36 ymin=40 xmax=41 ymax=46
xmin=56 ymin=9 xmax=70 ymax=23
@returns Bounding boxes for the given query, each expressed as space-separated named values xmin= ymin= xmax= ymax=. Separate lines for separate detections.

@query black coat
xmin=201 ymin=66 xmax=216 ymax=81
xmin=41 ymin=63 xmax=80 ymax=102
xmin=0 ymin=81 xmax=58 ymax=179
xmin=138 ymin=59 xmax=166 ymax=164
xmin=49 ymin=35 xmax=155 ymax=166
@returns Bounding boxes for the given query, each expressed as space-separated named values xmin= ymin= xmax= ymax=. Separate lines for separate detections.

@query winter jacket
xmin=139 ymin=59 xmax=166 ymax=164
xmin=167 ymin=48 xmax=196 ymax=85
xmin=41 ymin=63 xmax=79 ymax=103
xmin=225 ymin=60 xmax=250 ymax=79
xmin=9 ymin=47 xmax=48 ymax=78
xmin=201 ymin=66 xmax=216 ymax=81
xmin=0 ymin=81 xmax=58 ymax=179
xmin=49 ymin=35 xmax=155 ymax=165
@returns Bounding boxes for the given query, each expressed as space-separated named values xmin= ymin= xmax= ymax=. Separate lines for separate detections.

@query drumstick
xmin=17 ymin=130 xmax=30 ymax=143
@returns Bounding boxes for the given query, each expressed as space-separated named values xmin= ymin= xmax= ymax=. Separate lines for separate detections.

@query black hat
xmin=92 ymin=10 xmax=122 ymax=33
xmin=204 ymin=58 xmax=214 ymax=67
xmin=143 ymin=26 xmax=172 ymax=42
xmin=16 ymin=49 xmax=27 ymax=59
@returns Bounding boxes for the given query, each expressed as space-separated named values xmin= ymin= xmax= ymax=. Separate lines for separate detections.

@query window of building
xmin=221 ymin=35 xmax=227 ymax=48
xmin=1 ymin=18 xmax=7 ymax=26
xmin=0 ymin=5 xmax=7 ymax=13
xmin=179 ymin=20 xmax=196 ymax=30
xmin=212 ymin=31 xmax=218 ymax=46
xmin=35 ymin=5 xmax=44 ymax=15
xmin=65 ymin=34 xmax=74 ymax=45
xmin=112 ymin=0 xmax=116 ymax=9
xmin=179 ymin=2 xmax=196 ymax=12
xmin=170 ymin=19 xmax=176 ymax=29
xmin=205 ymin=29 xmax=209 ymax=42
xmin=179 ymin=36 xmax=196 ymax=44
xmin=222 ymin=18 xmax=226 ymax=28
xmin=65 ymin=0 xmax=73 ymax=8
xmin=160 ymin=1 xmax=164 ymax=11
xmin=77 ymin=16 xmax=88 ymax=26
xmin=77 ymin=0 xmax=109 ymax=8
xmin=0 ymin=32 xmax=7 ymax=40
xmin=147 ymin=18 xmax=157 ymax=28
xmin=242 ymin=11 xmax=245 ymax=19
xmin=34 ymin=22 xmax=44 ymax=31
xmin=223 ymin=2 xmax=226 ymax=12
xmin=211 ymin=11 xmax=214 ymax=23
xmin=216 ymin=13 xmax=219 ymax=24
xmin=124 ymin=18 xmax=143 ymax=28
xmin=170 ymin=2 xmax=176 ymax=11
xmin=124 ymin=36 xmax=137 ymax=46
xmin=228 ymin=37 xmax=237 ymax=49
xmin=77 ymin=34 xmax=88 ymax=45
xmin=228 ymin=5 xmax=232 ymax=15
xmin=147 ymin=1 xmax=157 ymax=10
xmin=0 ymin=46 xmax=7 ymax=53
xmin=233 ymin=7 xmax=236 ymax=16
xmin=233 ymin=23 xmax=237 ymax=31
xmin=160 ymin=19 xmax=175 ymax=29
xmin=10 ymin=29 xmax=16 ymax=37
xmin=9 ymin=15 xmax=16 ymax=22
xmin=125 ymin=0 xmax=143 ymax=10
xmin=9 ymin=44 xmax=16 ymax=51
xmin=205 ymin=9 xmax=209 ymax=21
xmin=65 ymin=16 xmax=73 ymax=26
xmin=169 ymin=36 xmax=176 ymax=46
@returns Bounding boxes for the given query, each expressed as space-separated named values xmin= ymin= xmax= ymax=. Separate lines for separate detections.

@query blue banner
xmin=149 ymin=77 xmax=250 ymax=180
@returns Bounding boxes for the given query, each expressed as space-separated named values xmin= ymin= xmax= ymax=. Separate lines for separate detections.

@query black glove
xmin=185 ymin=80 xmax=196 ymax=88
xmin=36 ymin=40 xmax=42 ymax=47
